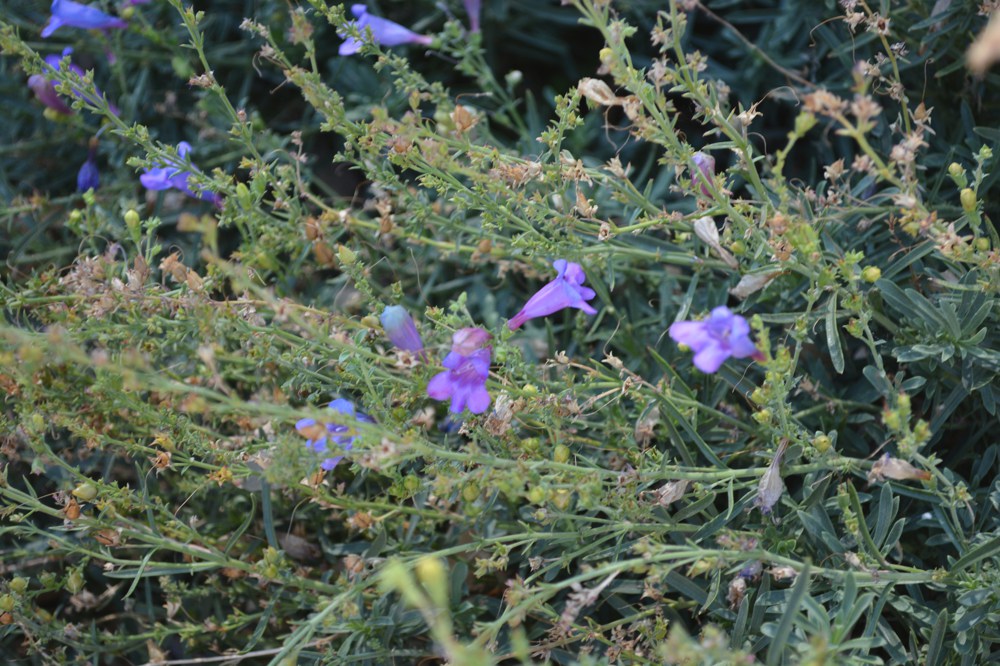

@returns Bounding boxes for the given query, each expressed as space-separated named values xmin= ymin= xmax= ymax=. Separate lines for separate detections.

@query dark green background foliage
xmin=2 ymin=1 xmax=1000 ymax=664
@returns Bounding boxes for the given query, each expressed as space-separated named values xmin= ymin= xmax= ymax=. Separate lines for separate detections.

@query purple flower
xmin=140 ymin=141 xmax=221 ymax=205
xmin=691 ymin=151 xmax=716 ymax=197
xmin=77 ymin=151 xmax=99 ymax=192
xmin=427 ymin=327 xmax=491 ymax=414
xmin=42 ymin=0 xmax=128 ymax=38
xmin=295 ymin=398 xmax=374 ymax=471
xmin=668 ymin=306 xmax=761 ymax=373
xmin=380 ymin=305 xmax=423 ymax=352
xmin=338 ymin=4 xmax=433 ymax=56
xmin=464 ymin=0 xmax=481 ymax=33
xmin=508 ymin=259 xmax=597 ymax=330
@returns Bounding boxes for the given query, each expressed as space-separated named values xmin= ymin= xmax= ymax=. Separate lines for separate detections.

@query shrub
xmin=2 ymin=1 xmax=1000 ymax=664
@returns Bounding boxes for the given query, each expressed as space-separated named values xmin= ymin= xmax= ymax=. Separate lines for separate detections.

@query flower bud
xmin=861 ymin=266 xmax=881 ymax=283
xmin=960 ymin=188 xmax=977 ymax=213
xmin=72 ymin=483 xmax=98 ymax=502
xmin=380 ymin=306 xmax=423 ymax=352
xmin=415 ymin=556 xmax=448 ymax=608
xmin=336 ymin=244 xmax=357 ymax=266
xmin=9 ymin=578 xmax=28 ymax=595
xmin=947 ymin=162 xmax=965 ymax=183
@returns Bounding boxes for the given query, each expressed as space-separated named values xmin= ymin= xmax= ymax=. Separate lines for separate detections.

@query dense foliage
xmin=2 ymin=1 xmax=1000 ymax=664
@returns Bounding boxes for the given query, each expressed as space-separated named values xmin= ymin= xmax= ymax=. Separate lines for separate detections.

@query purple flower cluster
xmin=668 ymin=306 xmax=761 ymax=373
xmin=296 ymin=399 xmax=374 ymax=471
xmin=140 ymin=142 xmax=221 ymax=206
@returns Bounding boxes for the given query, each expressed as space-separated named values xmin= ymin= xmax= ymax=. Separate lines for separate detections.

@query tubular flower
xmin=77 ymin=150 xmax=99 ymax=192
xmin=380 ymin=305 xmax=424 ymax=352
xmin=464 ymin=0 xmax=481 ymax=32
xmin=691 ymin=151 xmax=716 ymax=196
xmin=668 ymin=306 xmax=761 ymax=373
xmin=338 ymin=4 xmax=433 ymax=56
xmin=295 ymin=398 xmax=374 ymax=471
xmin=427 ymin=327 xmax=492 ymax=414
xmin=507 ymin=259 xmax=597 ymax=330
xmin=42 ymin=0 xmax=128 ymax=38
xmin=140 ymin=141 xmax=221 ymax=205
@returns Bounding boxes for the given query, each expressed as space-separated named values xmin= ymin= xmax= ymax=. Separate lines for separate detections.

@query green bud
xmin=961 ymin=188 xmax=977 ymax=213
xmin=0 ymin=595 xmax=14 ymax=612
xmin=236 ymin=182 xmax=253 ymax=209
xmin=9 ymin=577 xmax=28 ymax=595
xmin=553 ymin=444 xmax=570 ymax=464
xmin=124 ymin=209 xmax=140 ymax=231
xmin=462 ymin=483 xmax=480 ymax=503
xmin=527 ymin=486 xmax=546 ymax=504
xmin=861 ymin=266 xmax=881 ymax=283
xmin=336 ymin=245 xmax=357 ymax=266
xmin=975 ymin=237 xmax=990 ymax=251
xmin=72 ymin=483 xmax=98 ymax=502
xmin=415 ymin=557 xmax=448 ymax=608
xmin=813 ymin=434 xmax=832 ymax=453
xmin=65 ymin=570 xmax=84 ymax=595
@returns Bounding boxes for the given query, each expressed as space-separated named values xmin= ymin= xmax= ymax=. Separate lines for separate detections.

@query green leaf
xmin=926 ymin=609 xmax=948 ymax=666
xmin=826 ymin=296 xmax=845 ymax=374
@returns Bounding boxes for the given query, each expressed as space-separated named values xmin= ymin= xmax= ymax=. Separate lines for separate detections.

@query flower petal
xmin=693 ymin=344 xmax=729 ymax=373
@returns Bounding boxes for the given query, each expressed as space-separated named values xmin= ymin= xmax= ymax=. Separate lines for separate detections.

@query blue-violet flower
xmin=140 ymin=141 xmax=221 ymax=205
xmin=77 ymin=150 xmax=99 ymax=192
xmin=380 ymin=305 xmax=424 ymax=353
xmin=427 ymin=327 xmax=491 ymax=414
xmin=668 ymin=306 xmax=761 ymax=373
xmin=295 ymin=398 xmax=374 ymax=471
xmin=508 ymin=259 xmax=597 ymax=330
xmin=339 ymin=4 xmax=433 ymax=56
xmin=42 ymin=0 xmax=128 ymax=38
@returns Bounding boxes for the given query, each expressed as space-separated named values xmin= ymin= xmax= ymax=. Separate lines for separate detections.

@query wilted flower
xmin=28 ymin=47 xmax=117 ymax=115
xmin=295 ymin=398 xmax=374 ymax=470
xmin=668 ymin=306 xmax=761 ymax=373
xmin=28 ymin=73 xmax=73 ymax=115
xmin=77 ymin=150 xmax=99 ymax=192
xmin=508 ymin=259 xmax=597 ymax=330
xmin=427 ymin=327 xmax=491 ymax=414
xmin=42 ymin=0 xmax=128 ymax=38
xmin=338 ymin=4 xmax=433 ymax=56
xmin=691 ymin=151 xmax=716 ymax=196
xmin=380 ymin=305 xmax=423 ymax=352
xmin=867 ymin=453 xmax=931 ymax=484
xmin=754 ymin=440 xmax=789 ymax=515
xmin=140 ymin=141 xmax=221 ymax=205
xmin=464 ymin=0 xmax=481 ymax=32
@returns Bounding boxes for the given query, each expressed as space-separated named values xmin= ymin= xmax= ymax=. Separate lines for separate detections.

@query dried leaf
xmin=730 ymin=270 xmax=783 ymax=299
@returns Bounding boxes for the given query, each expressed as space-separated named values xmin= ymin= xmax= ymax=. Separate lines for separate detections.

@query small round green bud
xmin=960 ymin=188 xmax=977 ymax=213
xmin=729 ymin=240 xmax=746 ymax=255
xmin=0 ymin=595 xmax=14 ymax=612
xmin=65 ymin=570 xmax=84 ymax=595
xmin=336 ymin=245 xmax=357 ymax=266
xmin=553 ymin=444 xmax=570 ymax=464
xmin=124 ymin=209 xmax=140 ymax=229
xmin=72 ymin=483 xmax=98 ymax=502
xmin=975 ymin=237 xmax=990 ymax=251
xmin=527 ymin=487 xmax=546 ymax=504
xmin=861 ymin=266 xmax=881 ymax=283
xmin=462 ymin=483 xmax=480 ymax=503
xmin=752 ymin=409 xmax=772 ymax=424
xmin=813 ymin=434 xmax=832 ymax=453
xmin=947 ymin=163 xmax=964 ymax=179
xmin=9 ymin=578 xmax=28 ymax=595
